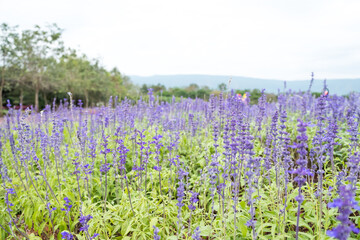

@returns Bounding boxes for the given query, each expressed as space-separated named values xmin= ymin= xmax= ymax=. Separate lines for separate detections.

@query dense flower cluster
xmin=0 ymin=88 xmax=359 ymax=239
xmin=327 ymin=184 xmax=360 ymax=240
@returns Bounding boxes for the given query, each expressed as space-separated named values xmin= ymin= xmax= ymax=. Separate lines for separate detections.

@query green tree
xmin=140 ymin=84 xmax=148 ymax=94
xmin=218 ymin=83 xmax=227 ymax=91
xmin=1 ymin=23 xmax=132 ymax=109
xmin=0 ymin=23 xmax=18 ymax=113
xmin=12 ymin=24 xmax=63 ymax=110
xmin=186 ymin=83 xmax=199 ymax=92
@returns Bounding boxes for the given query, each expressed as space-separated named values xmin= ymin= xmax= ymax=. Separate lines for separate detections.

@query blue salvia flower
xmin=327 ymin=184 xmax=360 ymax=240
xmin=176 ymin=181 xmax=185 ymax=208
xmin=222 ymin=118 xmax=231 ymax=178
xmin=153 ymin=165 xmax=162 ymax=171
xmin=192 ymin=227 xmax=201 ymax=240
xmin=270 ymin=111 xmax=279 ymax=189
xmin=100 ymin=163 xmax=111 ymax=173
xmin=219 ymin=92 xmax=224 ymax=131
xmin=255 ymin=89 xmax=266 ymax=134
xmin=188 ymin=191 xmax=199 ymax=211
xmin=79 ymin=214 xmax=93 ymax=232
xmin=313 ymin=94 xmax=327 ymax=198
xmin=5 ymin=188 xmax=15 ymax=213
xmin=88 ymin=138 xmax=97 ymax=161
xmin=290 ymin=119 xmax=312 ymax=240
xmin=115 ymin=136 xmax=135 ymax=213
xmin=153 ymin=134 xmax=163 ymax=172
xmin=336 ymin=170 xmax=346 ymax=194
xmin=79 ymin=213 xmax=99 ymax=239
xmin=346 ymin=113 xmax=360 ymax=189
xmin=90 ymin=233 xmax=100 ymax=239
xmin=153 ymin=225 xmax=161 ymax=240
xmin=116 ymin=138 xmax=129 ymax=175
xmin=301 ymin=93 xmax=307 ymax=117
xmin=153 ymin=133 xmax=164 ymax=200
xmin=290 ymin=120 xmax=312 ymax=187
xmin=100 ymin=134 xmax=111 ymax=174
xmin=83 ymin=164 xmax=93 ymax=177
xmin=208 ymin=152 xmax=220 ymax=221
xmin=346 ymin=112 xmax=358 ymax=152
xmin=209 ymin=94 xmax=216 ymax=122
xmin=263 ymin=126 xmax=273 ymax=181
xmin=0 ymin=136 xmax=10 ymax=183
xmin=326 ymin=117 xmax=340 ymax=172
xmin=100 ymin=134 xmax=111 ymax=156
xmin=188 ymin=190 xmax=199 ymax=237
xmin=5 ymin=187 xmax=29 ymax=239
xmin=245 ymin=148 xmax=260 ymax=240
xmin=72 ymin=155 xmax=82 ymax=201
xmin=135 ymin=129 xmax=147 ymax=182
xmin=279 ymin=109 xmax=292 ymax=219
xmin=61 ymin=197 xmax=72 ymax=213
xmin=176 ymin=166 xmax=188 ymax=236
xmin=61 ymin=231 xmax=74 ymax=240
xmin=209 ymin=96 xmax=222 ymax=218
xmin=46 ymin=202 xmax=56 ymax=218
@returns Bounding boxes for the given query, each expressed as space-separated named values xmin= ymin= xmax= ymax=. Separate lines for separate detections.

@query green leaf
xmin=38 ymin=221 xmax=47 ymax=236
xmin=240 ymin=201 xmax=246 ymax=210
xmin=124 ymin=220 xmax=133 ymax=236
xmin=166 ymin=236 xmax=177 ymax=240
xmin=150 ymin=217 xmax=158 ymax=229
xmin=112 ymin=224 xmax=121 ymax=236
xmin=199 ymin=225 xmax=212 ymax=237
xmin=238 ymin=218 xmax=248 ymax=237
xmin=298 ymin=231 xmax=316 ymax=239
xmin=29 ymin=233 xmax=42 ymax=240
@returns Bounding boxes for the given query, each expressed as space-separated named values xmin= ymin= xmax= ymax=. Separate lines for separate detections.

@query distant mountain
xmin=130 ymin=74 xmax=360 ymax=95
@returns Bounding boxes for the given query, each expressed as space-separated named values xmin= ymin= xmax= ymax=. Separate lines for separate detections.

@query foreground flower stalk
xmin=291 ymin=119 xmax=312 ymax=240
xmin=327 ymin=184 xmax=360 ymax=240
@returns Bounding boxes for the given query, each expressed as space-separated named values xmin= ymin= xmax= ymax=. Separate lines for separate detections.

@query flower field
xmin=0 ymin=89 xmax=359 ymax=240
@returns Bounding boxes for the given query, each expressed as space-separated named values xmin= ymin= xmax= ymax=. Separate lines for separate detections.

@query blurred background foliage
xmin=0 ymin=23 xmax=133 ymax=111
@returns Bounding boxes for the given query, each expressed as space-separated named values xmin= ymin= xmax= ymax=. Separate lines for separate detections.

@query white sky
xmin=1 ymin=0 xmax=360 ymax=80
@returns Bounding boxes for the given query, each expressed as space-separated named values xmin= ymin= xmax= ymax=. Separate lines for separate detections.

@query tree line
xmin=1 ymin=23 xmax=280 ymax=114
xmin=140 ymin=83 xmax=277 ymax=104
xmin=0 ymin=23 xmax=134 ymax=113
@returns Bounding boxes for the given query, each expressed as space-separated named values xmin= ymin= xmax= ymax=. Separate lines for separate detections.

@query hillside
xmin=130 ymin=75 xmax=360 ymax=95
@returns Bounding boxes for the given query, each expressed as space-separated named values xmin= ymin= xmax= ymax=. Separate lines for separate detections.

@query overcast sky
xmin=1 ymin=0 xmax=360 ymax=80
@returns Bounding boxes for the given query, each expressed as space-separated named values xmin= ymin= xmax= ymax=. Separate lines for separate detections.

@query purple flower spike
xmin=188 ymin=191 xmax=199 ymax=211
xmin=46 ymin=202 xmax=57 ymax=218
xmin=153 ymin=225 xmax=161 ymax=240
xmin=79 ymin=214 xmax=93 ymax=232
xmin=5 ymin=188 xmax=16 ymax=212
xmin=7 ymin=188 xmax=15 ymax=195
xmin=291 ymin=119 xmax=312 ymax=240
xmin=153 ymin=166 xmax=161 ymax=171
xmin=91 ymin=233 xmax=100 ymax=239
xmin=61 ymin=197 xmax=72 ymax=213
xmin=100 ymin=163 xmax=111 ymax=173
xmin=192 ymin=227 xmax=201 ymax=240
xmin=79 ymin=213 xmax=98 ymax=238
xmin=327 ymin=184 xmax=360 ymax=240
xmin=61 ymin=231 xmax=74 ymax=240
